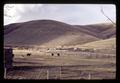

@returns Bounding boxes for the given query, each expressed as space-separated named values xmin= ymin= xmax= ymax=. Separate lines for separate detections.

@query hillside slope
xmin=75 ymin=37 xmax=116 ymax=49
xmin=4 ymin=20 xmax=99 ymax=48
xmin=74 ymin=23 xmax=116 ymax=39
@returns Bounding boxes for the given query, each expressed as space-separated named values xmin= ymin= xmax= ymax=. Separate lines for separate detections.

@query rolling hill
xmin=74 ymin=37 xmax=116 ymax=49
xmin=4 ymin=20 xmax=116 ymax=48
xmin=74 ymin=23 xmax=116 ymax=39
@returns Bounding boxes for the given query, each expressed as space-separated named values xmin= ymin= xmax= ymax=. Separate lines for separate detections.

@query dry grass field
xmin=5 ymin=48 xmax=116 ymax=80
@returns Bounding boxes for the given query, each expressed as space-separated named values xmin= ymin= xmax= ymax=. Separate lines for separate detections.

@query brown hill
xmin=4 ymin=20 xmax=99 ymax=48
xmin=74 ymin=23 xmax=116 ymax=39
xmin=74 ymin=37 xmax=116 ymax=49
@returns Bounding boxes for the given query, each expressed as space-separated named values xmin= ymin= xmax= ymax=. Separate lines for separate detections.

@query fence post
xmin=47 ymin=70 xmax=49 ymax=79
xmin=60 ymin=66 xmax=62 ymax=79
xmin=4 ymin=68 xmax=6 ymax=79
xmin=88 ymin=73 xmax=91 ymax=79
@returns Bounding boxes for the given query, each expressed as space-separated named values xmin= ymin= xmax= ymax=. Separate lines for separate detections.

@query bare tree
xmin=4 ymin=5 xmax=14 ymax=18
xmin=100 ymin=6 xmax=116 ymax=26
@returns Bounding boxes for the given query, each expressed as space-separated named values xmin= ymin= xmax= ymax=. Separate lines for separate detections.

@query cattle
xmin=51 ymin=53 xmax=54 ymax=56
xmin=27 ymin=53 xmax=31 ymax=56
xmin=57 ymin=53 xmax=60 ymax=56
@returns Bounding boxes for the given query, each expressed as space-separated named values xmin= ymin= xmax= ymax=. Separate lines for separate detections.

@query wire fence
xmin=5 ymin=65 xmax=115 ymax=79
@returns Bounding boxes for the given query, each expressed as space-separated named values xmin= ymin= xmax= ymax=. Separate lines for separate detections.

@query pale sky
xmin=4 ymin=4 xmax=116 ymax=25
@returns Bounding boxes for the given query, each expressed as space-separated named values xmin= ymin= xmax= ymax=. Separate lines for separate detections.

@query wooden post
xmin=4 ymin=68 xmax=6 ymax=79
xmin=59 ymin=66 xmax=62 ymax=79
xmin=47 ymin=70 xmax=49 ymax=79
xmin=88 ymin=73 xmax=91 ymax=79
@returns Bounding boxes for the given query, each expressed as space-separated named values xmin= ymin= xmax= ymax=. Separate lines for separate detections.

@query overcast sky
xmin=4 ymin=4 xmax=116 ymax=25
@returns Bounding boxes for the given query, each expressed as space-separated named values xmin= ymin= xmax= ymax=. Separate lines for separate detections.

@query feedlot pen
xmin=5 ymin=50 xmax=116 ymax=79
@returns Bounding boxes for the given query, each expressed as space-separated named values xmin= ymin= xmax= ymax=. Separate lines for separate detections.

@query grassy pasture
xmin=5 ymin=49 xmax=116 ymax=79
